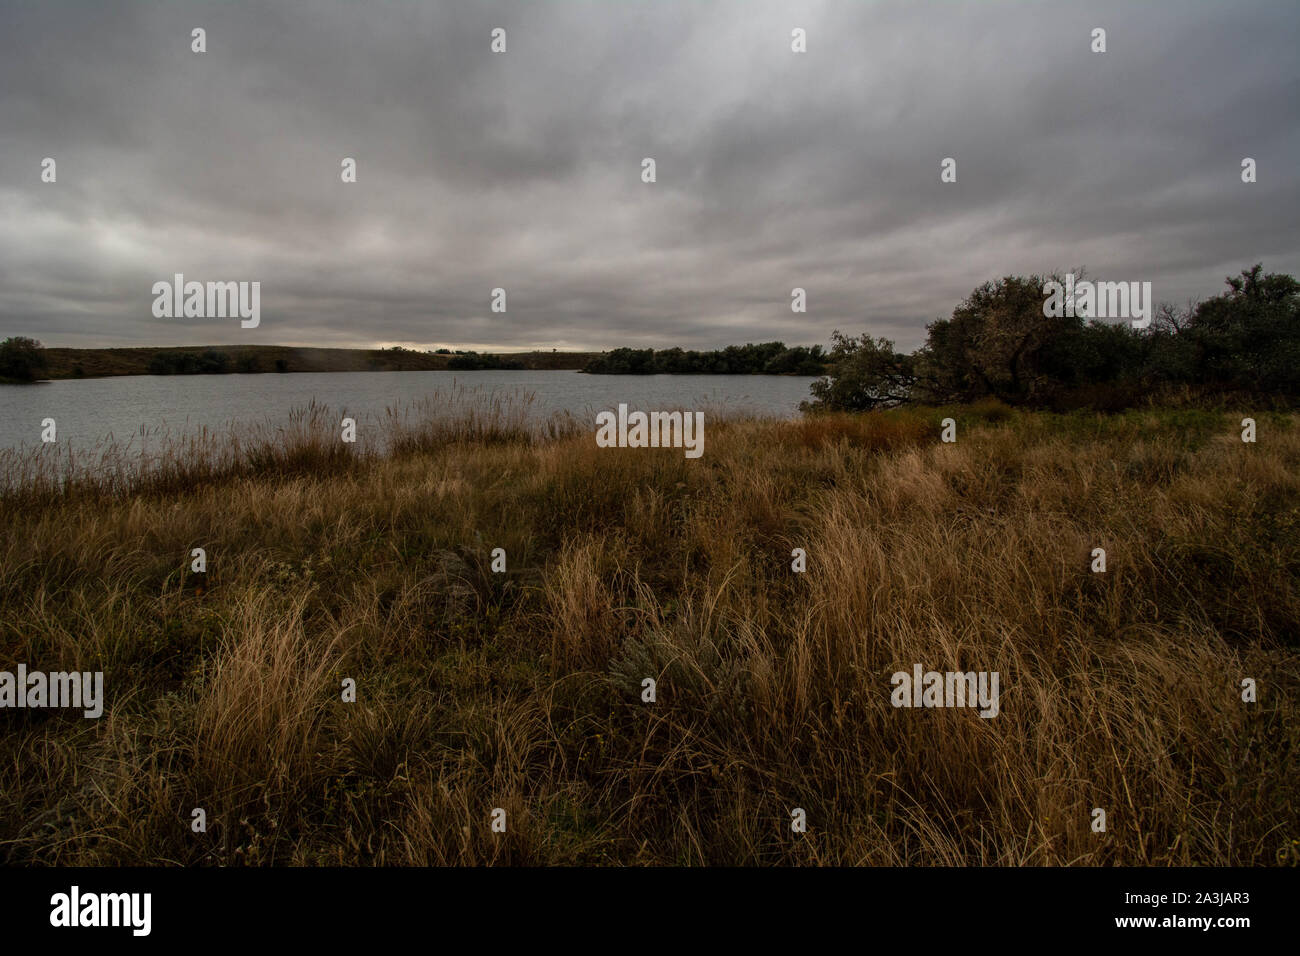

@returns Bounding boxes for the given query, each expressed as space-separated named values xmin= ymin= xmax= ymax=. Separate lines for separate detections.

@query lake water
xmin=0 ymin=370 xmax=818 ymax=454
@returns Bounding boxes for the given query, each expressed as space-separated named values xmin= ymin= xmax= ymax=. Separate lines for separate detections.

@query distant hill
xmin=37 ymin=345 xmax=599 ymax=379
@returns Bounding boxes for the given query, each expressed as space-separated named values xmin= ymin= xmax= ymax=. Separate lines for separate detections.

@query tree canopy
xmin=805 ymin=265 xmax=1300 ymax=412
xmin=584 ymin=342 xmax=827 ymax=376
xmin=0 ymin=336 xmax=49 ymax=382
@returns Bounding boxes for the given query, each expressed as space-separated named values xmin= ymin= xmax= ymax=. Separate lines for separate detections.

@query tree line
xmin=584 ymin=342 xmax=828 ymax=375
xmin=806 ymin=264 xmax=1300 ymax=412
xmin=145 ymin=351 xmax=270 ymax=375
xmin=445 ymin=351 xmax=526 ymax=370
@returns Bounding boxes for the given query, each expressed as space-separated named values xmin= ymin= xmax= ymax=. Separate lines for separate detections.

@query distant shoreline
xmin=18 ymin=344 xmax=826 ymax=381
xmin=30 ymin=345 xmax=596 ymax=381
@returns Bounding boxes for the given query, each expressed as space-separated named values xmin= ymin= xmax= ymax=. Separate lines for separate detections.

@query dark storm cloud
xmin=0 ymin=0 xmax=1297 ymax=352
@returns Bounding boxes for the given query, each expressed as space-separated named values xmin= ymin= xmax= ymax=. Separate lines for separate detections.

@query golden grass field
xmin=1 ymin=396 xmax=1297 ymax=865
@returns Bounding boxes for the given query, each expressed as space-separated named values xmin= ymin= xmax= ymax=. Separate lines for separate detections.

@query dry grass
xmin=0 ymin=399 xmax=1296 ymax=865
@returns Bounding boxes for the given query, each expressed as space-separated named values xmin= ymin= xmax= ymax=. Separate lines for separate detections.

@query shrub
xmin=0 ymin=336 xmax=48 ymax=382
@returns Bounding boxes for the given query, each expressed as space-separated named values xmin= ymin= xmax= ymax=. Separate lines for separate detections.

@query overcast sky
xmin=1 ymin=0 xmax=1297 ymax=353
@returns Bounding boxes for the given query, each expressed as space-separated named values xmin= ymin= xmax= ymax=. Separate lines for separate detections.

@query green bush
xmin=0 ymin=336 xmax=48 ymax=382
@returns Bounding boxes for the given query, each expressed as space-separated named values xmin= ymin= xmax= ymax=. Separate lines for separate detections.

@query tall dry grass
xmin=0 ymin=397 xmax=1296 ymax=865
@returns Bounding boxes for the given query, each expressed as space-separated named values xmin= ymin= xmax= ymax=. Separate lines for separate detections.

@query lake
xmin=0 ymin=370 xmax=819 ymax=454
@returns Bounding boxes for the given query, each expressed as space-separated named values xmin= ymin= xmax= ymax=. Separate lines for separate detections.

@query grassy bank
xmin=1 ymin=401 xmax=1297 ymax=865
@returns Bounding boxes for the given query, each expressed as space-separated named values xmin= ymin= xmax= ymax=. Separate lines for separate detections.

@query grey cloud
xmin=0 ymin=0 xmax=1296 ymax=353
